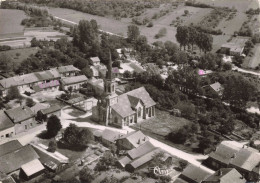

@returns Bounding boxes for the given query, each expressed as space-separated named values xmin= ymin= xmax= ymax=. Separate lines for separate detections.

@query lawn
xmin=134 ymin=109 xmax=192 ymax=137
xmin=0 ymin=9 xmax=26 ymax=37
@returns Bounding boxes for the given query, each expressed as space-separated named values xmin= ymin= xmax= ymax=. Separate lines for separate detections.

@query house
xmin=0 ymin=68 xmax=60 ymax=96
xmin=60 ymin=75 xmax=88 ymax=91
xmin=90 ymin=57 xmax=101 ymax=66
xmin=20 ymin=159 xmax=45 ymax=180
xmin=117 ymin=140 xmax=168 ymax=172
xmin=229 ymin=148 xmax=260 ymax=181
xmin=0 ymin=143 xmax=43 ymax=178
xmin=87 ymin=78 xmax=104 ymax=95
xmin=0 ymin=140 xmax=23 ymax=157
xmin=112 ymin=67 xmax=121 ymax=78
xmin=37 ymin=104 xmax=61 ymax=121
xmin=202 ymin=168 xmax=246 ymax=183
xmin=209 ymin=82 xmax=224 ymax=96
xmin=203 ymin=142 xmax=240 ymax=170
xmin=220 ymin=43 xmax=244 ymax=56
xmin=116 ymin=131 xmax=149 ymax=150
xmin=90 ymin=64 xmax=108 ymax=78
xmin=203 ymin=141 xmax=260 ymax=182
xmin=31 ymin=143 xmax=69 ymax=173
xmin=52 ymin=65 xmax=80 ymax=78
xmin=100 ymin=129 xmax=123 ymax=147
xmin=30 ymin=103 xmax=50 ymax=115
xmin=178 ymin=164 xmax=212 ymax=183
xmin=0 ymin=110 xmax=15 ymax=139
xmin=5 ymin=106 xmax=36 ymax=134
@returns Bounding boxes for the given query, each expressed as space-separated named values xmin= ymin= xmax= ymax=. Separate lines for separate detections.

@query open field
xmin=134 ymin=109 xmax=192 ymax=137
xmin=247 ymin=44 xmax=260 ymax=68
xmin=0 ymin=9 xmax=26 ymax=36
xmin=0 ymin=47 xmax=39 ymax=65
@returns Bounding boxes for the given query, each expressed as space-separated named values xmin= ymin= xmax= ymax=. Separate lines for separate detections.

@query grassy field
xmin=134 ymin=109 xmax=192 ymax=137
xmin=0 ymin=9 xmax=26 ymax=36
xmin=247 ymin=44 xmax=260 ymax=68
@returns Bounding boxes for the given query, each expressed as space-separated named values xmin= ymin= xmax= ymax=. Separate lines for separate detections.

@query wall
xmin=14 ymin=117 xmax=36 ymax=134
xmin=0 ymin=126 xmax=15 ymax=138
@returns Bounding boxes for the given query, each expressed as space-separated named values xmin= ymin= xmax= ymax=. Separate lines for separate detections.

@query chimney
xmin=143 ymin=137 xmax=146 ymax=141
xmin=137 ymin=139 xmax=140 ymax=144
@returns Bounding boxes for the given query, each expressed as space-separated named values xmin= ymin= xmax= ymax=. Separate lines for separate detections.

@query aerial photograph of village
xmin=0 ymin=0 xmax=260 ymax=182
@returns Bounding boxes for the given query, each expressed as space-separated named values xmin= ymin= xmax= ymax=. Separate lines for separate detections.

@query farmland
xmin=0 ymin=9 xmax=27 ymax=38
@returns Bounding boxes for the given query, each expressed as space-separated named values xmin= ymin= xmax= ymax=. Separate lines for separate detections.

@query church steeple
xmin=104 ymin=50 xmax=116 ymax=94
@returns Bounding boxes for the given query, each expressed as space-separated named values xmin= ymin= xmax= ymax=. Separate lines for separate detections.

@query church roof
xmin=111 ymin=87 xmax=156 ymax=118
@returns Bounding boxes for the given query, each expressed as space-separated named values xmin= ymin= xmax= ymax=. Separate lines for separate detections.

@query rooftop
xmin=0 ymin=145 xmax=39 ymax=174
xmin=210 ymin=82 xmax=224 ymax=93
xmin=119 ymin=131 xmax=149 ymax=148
xmin=21 ymin=159 xmax=45 ymax=177
xmin=40 ymin=104 xmax=61 ymax=115
xmin=0 ymin=140 xmax=22 ymax=157
xmin=5 ymin=106 xmax=35 ymax=123
xmin=180 ymin=164 xmax=212 ymax=183
xmin=90 ymin=57 xmax=100 ymax=63
xmin=0 ymin=110 xmax=14 ymax=131
xmin=61 ymin=75 xmax=88 ymax=85
xmin=101 ymin=129 xmax=123 ymax=143
xmin=54 ymin=65 xmax=80 ymax=73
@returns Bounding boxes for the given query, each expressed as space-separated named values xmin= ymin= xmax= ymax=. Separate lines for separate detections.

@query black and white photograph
xmin=0 ymin=0 xmax=260 ymax=182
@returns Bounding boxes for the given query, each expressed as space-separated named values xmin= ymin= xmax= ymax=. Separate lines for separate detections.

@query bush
xmin=154 ymin=28 xmax=167 ymax=39
xmin=179 ymin=160 xmax=188 ymax=171
xmin=147 ymin=21 xmax=154 ymax=27
xmin=48 ymin=140 xmax=57 ymax=152
xmin=0 ymin=45 xmax=11 ymax=51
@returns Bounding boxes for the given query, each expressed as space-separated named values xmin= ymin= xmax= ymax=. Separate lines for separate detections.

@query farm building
xmin=0 ymin=142 xmax=44 ymax=179
xmin=37 ymin=104 xmax=61 ymax=121
xmin=52 ymin=65 xmax=80 ymax=78
xmin=60 ymin=75 xmax=88 ymax=91
xmin=4 ymin=106 xmax=36 ymax=134
xmin=220 ymin=42 xmax=244 ymax=56
xmin=116 ymin=131 xmax=149 ymax=150
xmin=0 ymin=110 xmax=15 ymax=139
xmin=202 ymin=168 xmax=246 ymax=183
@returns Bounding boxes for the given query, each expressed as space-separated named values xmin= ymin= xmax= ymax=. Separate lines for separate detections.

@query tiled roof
xmin=21 ymin=159 xmax=44 ymax=177
xmin=40 ymin=104 xmax=61 ymax=115
xmin=0 ymin=110 xmax=14 ymax=131
xmin=90 ymin=57 xmax=100 ymax=63
xmin=208 ymin=143 xmax=240 ymax=165
xmin=0 ymin=140 xmax=22 ymax=157
xmin=210 ymin=82 xmax=223 ymax=92
xmin=203 ymin=168 xmax=246 ymax=183
xmin=101 ymin=129 xmax=123 ymax=143
xmin=118 ymin=156 xmax=132 ymax=168
xmin=111 ymin=87 xmax=156 ymax=118
xmin=54 ymin=65 xmax=80 ymax=73
xmin=230 ymin=148 xmax=260 ymax=172
xmin=180 ymin=164 xmax=212 ymax=183
xmin=127 ymin=141 xmax=156 ymax=159
xmin=5 ymin=106 xmax=34 ymax=123
xmin=30 ymin=103 xmax=50 ymax=114
xmin=126 ymin=87 xmax=156 ymax=108
xmin=0 ymin=145 xmax=39 ymax=174
xmin=129 ymin=148 xmax=161 ymax=169
xmin=61 ymin=75 xmax=88 ymax=85
xmin=119 ymin=131 xmax=149 ymax=148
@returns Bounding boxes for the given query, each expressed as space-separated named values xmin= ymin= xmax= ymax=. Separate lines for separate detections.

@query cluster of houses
xmin=0 ymin=103 xmax=61 ymax=138
xmin=0 ymin=65 xmax=88 ymax=97
xmin=0 ymin=140 xmax=68 ymax=182
xmin=95 ymin=129 xmax=173 ymax=173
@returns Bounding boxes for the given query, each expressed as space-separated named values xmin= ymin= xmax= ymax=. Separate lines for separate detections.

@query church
xmin=92 ymin=53 xmax=156 ymax=128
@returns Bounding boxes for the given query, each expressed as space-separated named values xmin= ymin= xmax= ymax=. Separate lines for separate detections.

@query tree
xmin=112 ymin=60 xmax=120 ymax=68
xmin=179 ymin=160 xmax=188 ymax=171
xmin=6 ymin=86 xmax=21 ymax=100
xmin=26 ymin=98 xmax=35 ymax=107
xmin=168 ymin=125 xmax=191 ymax=144
xmin=123 ymin=70 xmax=132 ymax=78
xmin=46 ymin=115 xmax=62 ymax=137
xmin=100 ymin=176 xmax=119 ymax=183
xmin=0 ymin=53 xmax=12 ymax=73
xmin=127 ymin=25 xmax=140 ymax=44
xmin=176 ymin=26 xmax=190 ymax=50
xmin=198 ymin=138 xmax=212 ymax=153
xmin=184 ymin=10 xmax=189 ymax=15
xmin=94 ymin=152 xmax=116 ymax=171
xmin=79 ymin=166 xmax=94 ymax=183
xmin=222 ymin=62 xmax=232 ymax=71
xmin=48 ymin=140 xmax=57 ymax=152
xmin=63 ymin=124 xmax=94 ymax=148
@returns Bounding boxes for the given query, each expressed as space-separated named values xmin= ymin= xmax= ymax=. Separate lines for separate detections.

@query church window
xmin=114 ymin=116 xmax=118 ymax=123
xmin=138 ymin=107 xmax=142 ymax=117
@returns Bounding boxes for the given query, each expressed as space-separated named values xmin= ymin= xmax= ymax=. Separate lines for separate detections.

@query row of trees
xmin=176 ymin=25 xmax=213 ymax=53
